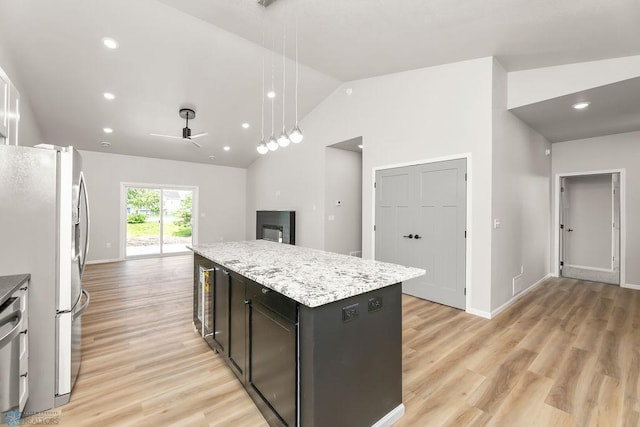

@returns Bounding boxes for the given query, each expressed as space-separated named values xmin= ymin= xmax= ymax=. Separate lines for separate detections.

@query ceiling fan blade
xmin=187 ymin=139 xmax=201 ymax=148
xmin=190 ymin=132 xmax=208 ymax=139
xmin=149 ymin=133 xmax=182 ymax=139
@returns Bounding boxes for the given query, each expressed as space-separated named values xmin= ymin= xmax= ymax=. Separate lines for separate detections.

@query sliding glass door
xmin=125 ymin=185 xmax=196 ymax=257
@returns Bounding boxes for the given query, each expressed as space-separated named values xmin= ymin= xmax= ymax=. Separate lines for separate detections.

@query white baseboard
xmin=623 ymin=283 xmax=640 ymax=290
xmin=466 ymin=307 xmax=492 ymax=319
xmin=490 ymin=273 xmax=552 ymax=319
xmin=564 ymin=264 xmax=614 ymax=273
xmin=85 ymin=258 xmax=123 ymax=265
xmin=372 ymin=404 xmax=404 ymax=427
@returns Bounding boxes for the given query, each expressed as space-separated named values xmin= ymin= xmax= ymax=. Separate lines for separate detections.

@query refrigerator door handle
xmin=73 ymin=289 xmax=90 ymax=321
xmin=78 ymin=171 xmax=90 ymax=276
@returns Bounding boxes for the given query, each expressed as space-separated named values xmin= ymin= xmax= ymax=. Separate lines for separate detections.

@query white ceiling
xmin=1 ymin=0 xmax=639 ymax=167
xmin=510 ymin=77 xmax=640 ymax=143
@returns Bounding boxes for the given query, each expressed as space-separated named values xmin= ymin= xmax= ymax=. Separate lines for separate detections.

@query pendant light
xmin=277 ymin=29 xmax=290 ymax=147
xmin=257 ymin=35 xmax=268 ymax=154
xmin=266 ymin=35 xmax=279 ymax=151
xmin=289 ymin=11 xmax=303 ymax=144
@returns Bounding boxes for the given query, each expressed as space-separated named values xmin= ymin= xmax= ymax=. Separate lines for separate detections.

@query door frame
xmin=553 ymin=169 xmax=626 ymax=286
xmin=371 ymin=152 xmax=471 ymax=311
xmin=119 ymin=182 xmax=199 ymax=260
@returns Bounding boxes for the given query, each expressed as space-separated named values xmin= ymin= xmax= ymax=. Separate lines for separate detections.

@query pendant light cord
xmin=271 ymin=32 xmax=275 ymax=136
xmin=294 ymin=7 xmax=299 ymax=125
xmin=261 ymin=54 xmax=265 ymax=141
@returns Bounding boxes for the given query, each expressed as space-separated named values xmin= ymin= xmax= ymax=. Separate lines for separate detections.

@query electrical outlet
xmin=342 ymin=303 xmax=359 ymax=322
xmin=368 ymin=297 xmax=383 ymax=312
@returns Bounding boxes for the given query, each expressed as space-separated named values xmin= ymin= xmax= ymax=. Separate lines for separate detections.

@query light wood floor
xmin=35 ymin=256 xmax=640 ymax=426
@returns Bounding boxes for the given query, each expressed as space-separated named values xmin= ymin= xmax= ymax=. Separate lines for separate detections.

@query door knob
xmin=403 ymin=234 xmax=414 ymax=239
xmin=414 ymin=234 xmax=422 ymax=239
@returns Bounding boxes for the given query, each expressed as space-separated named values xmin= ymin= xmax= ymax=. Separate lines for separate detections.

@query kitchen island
xmin=190 ymin=240 xmax=424 ymax=427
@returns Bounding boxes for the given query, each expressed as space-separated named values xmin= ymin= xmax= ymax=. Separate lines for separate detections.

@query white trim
xmin=490 ymin=273 xmax=551 ymax=319
xmin=554 ymin=169 xmax=626 ymax=287
xmin=371 ymin=404 xmax=405 ymax=427
xmin=371 ymin=152 xmax=473 ymax=313
xmin=563 ymin=264 xmax=615 ymax=273
xmin=86 ymin=258 xmax=123 ymax=265
xmin=120 ymin=182 xmax=199 ymax=259
xmin=623 ymin=283 xmax=640 ymax=290
xmin=466 ymin=308 xmax=491 ymax=319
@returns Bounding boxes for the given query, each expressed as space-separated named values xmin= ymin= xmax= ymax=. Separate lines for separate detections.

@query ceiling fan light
xmin=257 ymin=142 xmax=268 ymax=155
xmin=289 ymin=126 xmax=303 ymax=144
xmin=277 ymin=130 xmax=290 ymax=147
xmin=267 ymin=135 xmax=279 ymax=151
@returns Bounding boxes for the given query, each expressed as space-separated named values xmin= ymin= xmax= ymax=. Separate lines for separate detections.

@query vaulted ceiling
xmin=1 ymin=0 xmax=639 ymax=167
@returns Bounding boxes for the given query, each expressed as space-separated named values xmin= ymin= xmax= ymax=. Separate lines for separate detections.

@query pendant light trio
xmin=256 ymin=2 xmax=303 ymax=155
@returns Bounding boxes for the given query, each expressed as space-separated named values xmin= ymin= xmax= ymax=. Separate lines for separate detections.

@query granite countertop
xmin=190 ymin=240 xmax=425 ymax=307
xmin=0 ymin=274 xmax=30 ymax=306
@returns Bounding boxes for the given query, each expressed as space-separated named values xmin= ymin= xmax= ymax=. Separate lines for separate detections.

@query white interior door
xmin=560 ymin=174 xmax=619 ymax=284
xmin=375 ymin=158 xmax=466 ymax=310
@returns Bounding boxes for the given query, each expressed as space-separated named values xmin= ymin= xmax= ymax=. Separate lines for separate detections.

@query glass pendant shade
xmin=267 ymin=135 xmax=279 ymax=151
xmin=289 ymin=125 xmax=303 ymax=144
xmin=257 ymin=141 xmax=268 ymax=154
xmin=277 ymin=130 xmax=290 ymax=147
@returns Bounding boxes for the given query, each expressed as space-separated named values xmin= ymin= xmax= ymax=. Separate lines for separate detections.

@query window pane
xmin=163 ymin=190 xmax=193 ymax=254
xmin=126 ymin=188 xmax=161 ymax=256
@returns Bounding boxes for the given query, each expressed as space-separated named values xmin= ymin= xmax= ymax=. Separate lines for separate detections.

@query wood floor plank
xmin=22 ymin=256 xmax=640 ymax=426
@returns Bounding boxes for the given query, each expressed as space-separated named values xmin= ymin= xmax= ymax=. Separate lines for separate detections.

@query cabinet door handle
xmin=244 ymin=299 xmax=251 ymax=305
xmin=261 ymin=288 xmax=270 ymax=294
xmin=403 ymin=234 xmax=414 ymax=239
xmin=414 ymin=234 xmax=422 ymax=239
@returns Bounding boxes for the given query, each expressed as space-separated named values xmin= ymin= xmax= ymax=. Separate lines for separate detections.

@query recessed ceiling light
xmin=103 ymin=127 xmax=113 ymax=134
xmin=100 ymin=141 xmax=111 ymax=147
xmin=267 ymin=91 xmax=276 ymax=99
xmin=223 ymin=146 xmax=230 ymax=151
xmin=103 ymin=92 xmax=115 ymax=100
xmin=572 ymin=101 xmax=590 ymax=110
xmin=208 ymin=155 xmax=216 ymax=160
xmin=242 ymin=123 xmax=250 ymax=129
xmin=102 ymin=37 xmax=119 ymax=49
xmin=358 ymin=144 xmax=363 ymax=149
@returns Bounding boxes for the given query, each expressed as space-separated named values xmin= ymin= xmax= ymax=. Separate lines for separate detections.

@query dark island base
xmin=193 ymin=254 xmax=403 ymax=426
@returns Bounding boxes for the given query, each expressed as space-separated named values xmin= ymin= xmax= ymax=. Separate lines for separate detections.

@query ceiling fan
xmin=150 ymin=108 xmax=208 ymax=148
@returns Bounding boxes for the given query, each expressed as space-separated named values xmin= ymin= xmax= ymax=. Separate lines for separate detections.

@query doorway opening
xmin=325 ymin=137 xmax=363 ymax=257
xmin=122 ymin=184 xmax=197 ymax=258
xmin=556 ymin=170 xmax=624 ymax=285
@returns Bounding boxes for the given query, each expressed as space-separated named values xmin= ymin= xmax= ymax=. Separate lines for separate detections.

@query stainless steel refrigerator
xmin=0 ymin=144 xmax=90 ymax=413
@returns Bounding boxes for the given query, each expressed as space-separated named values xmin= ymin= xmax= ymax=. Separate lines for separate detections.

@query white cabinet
xmin=0 ymin=67 xmax=9 ymax=140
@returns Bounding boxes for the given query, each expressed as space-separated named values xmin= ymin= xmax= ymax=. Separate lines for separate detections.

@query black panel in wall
xmin=256 ymin=211 xmax=296 ymax=245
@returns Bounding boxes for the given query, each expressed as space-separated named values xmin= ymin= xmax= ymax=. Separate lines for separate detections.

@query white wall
xmin=553 ymin=131 xmax=640 ymax=286
xmin=0 ymin=43 xmax=44 ymax=146
xmin=491 ymin=60 xmax=552 ymax=312
xmin=324 ymin=147 xmax=362 ymax=255
xmin=247 ymin=57 xmax=495 ymax=314
xmin=81 ymin=150 xmax=246 ymax=262
xmin=508 ymin=55 xmax=640 ymax=108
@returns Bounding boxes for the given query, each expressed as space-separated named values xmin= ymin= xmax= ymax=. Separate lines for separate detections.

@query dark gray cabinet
xmin=212 ymin=266 xmax=229 ymax=352
xmin=247 ymin=282 xmax=297 ymax=427
xmin=227 ymin=271 xmax=247 ymax=380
